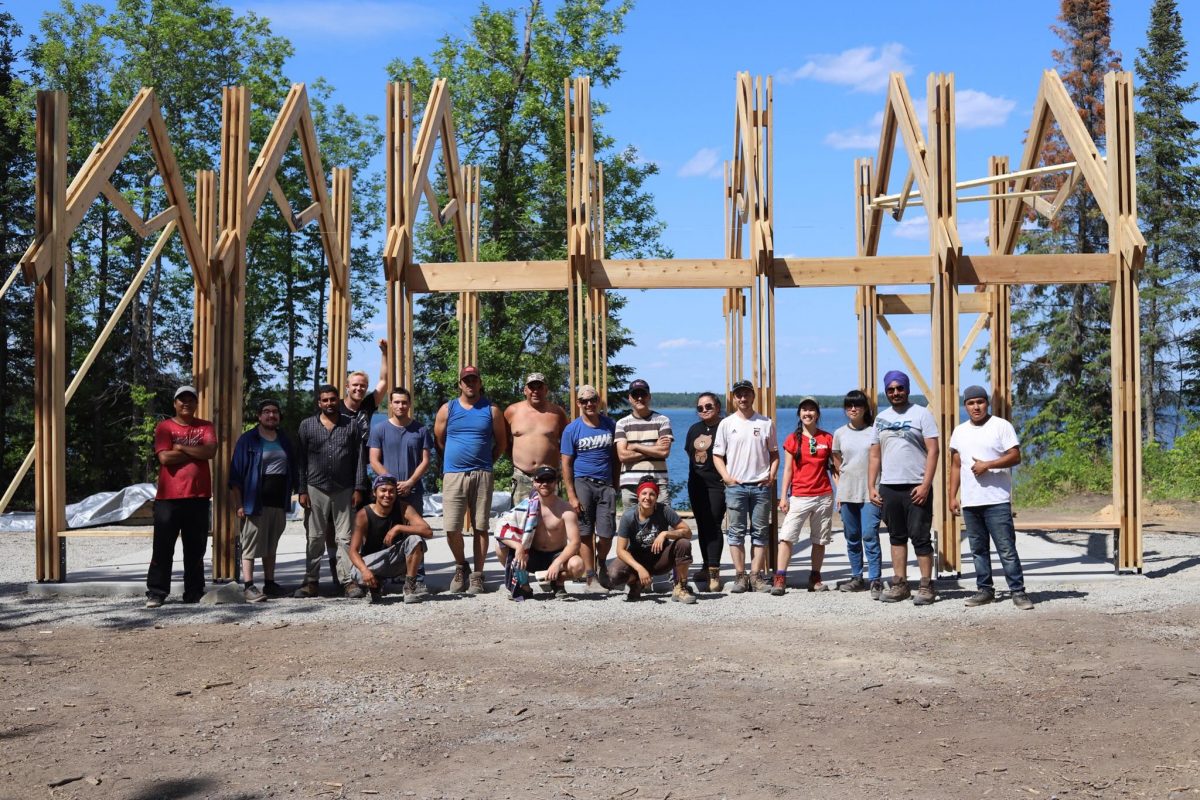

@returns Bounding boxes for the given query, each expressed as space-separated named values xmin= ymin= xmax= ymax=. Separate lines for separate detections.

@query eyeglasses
xmin=696 ymin=403 xmax=716 ymax=412
xmin=579 ymin=397 xmax=598 ymax=405
xmin=630 ymin=391 xmax=649 ymax=400
xmin=885 ymin=385 xmax=907 ymax=394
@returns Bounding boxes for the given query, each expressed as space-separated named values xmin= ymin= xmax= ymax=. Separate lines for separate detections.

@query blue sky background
xmin=12 ymin=0 xmax=1200 ymax=395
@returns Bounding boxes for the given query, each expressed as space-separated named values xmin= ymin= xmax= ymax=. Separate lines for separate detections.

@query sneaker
xmin=880 ymin=578 xmax=911 ymax=603
xmin=403 ymin=577 xmax=422 ymax=604
xmin=671 ymin=582 xmax=698 ymax=604
xmin=728 ymin=572 xmax=751 ymax=594
xmin=551 ymin=582 xmax=570 ymax=599
xmin=912 ymin=579 xmax=937 ymax=606
xmin=243 ymin=583 xmax=267 ymax=603
xmin=367 ymin=588 xmax=382 ymax=604
xmin=144 ymin=595 xmax=164 ymax=609
xmin=625 ymin=581 xmax=642 ymax=602
xmin=292 ymin=582 xmax=318 ymax=599
xmin=449 ymin=563 xmax=470 ymax=594
xmin=870 ymin=579 xmax=885 ymax=600
xmin=345 ymin=581 xmax=366 ymax=600
xmin=964 ymin=589 xmax=994 ymax=607
xmin=770 ymin=574 xmax=786 ymax=596
xmin=1011 ymin=591 xmax=1035 ymax=610
xmin=263 ymin=581 xmax=288 ymax=598
xmin=751 ymin=571 xmax=772 ymax=594
xmin=706 ymin=567 xmax=723 ymax=593
xmin=838 ymin=576 xmax=868 ymax=593
xmin=582 ymin=571 xmax=607 ymax=594
xmin=467 ymin=571 xmax=486 ymax=596
xmin=807 ymin=572 xmax=829 ymax=592
xmin=181 ymin=593 xmax=202 ymax=604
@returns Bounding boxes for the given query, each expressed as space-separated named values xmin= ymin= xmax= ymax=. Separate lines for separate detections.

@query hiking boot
xmin=345 ymin=581 xmax=366 ymax=599
xmin=870 ymin=579 xmax=885 ymax=600
xmin=728 ymin=572 xmax=751 ymax=594
xmin=625 ymin=581 xmax=642 ymax=602
xmin=1011 ymin=591 xmax=1035 ymax=610
xmin=243 ymin=583 xmax=267 ymax=603
xmin=551 ymin=582 xmax=570 ymax=599
xmin=412 ymin=577 xmax=431 ymax=597
xmin=671 ymin=582 xmax=698 ymax=604
xmin=466 ymin=571 xmax=486 ymax=596
xmin=263 ymin=581 xmax=288 ymax=598
xmin=582 ymin=571 xmax=607 ymax=594
xmin=144 ymin=595 xmax=164 ymax=609
xmin=181 ymin=593 xmax=202 ymax=604
xmin=964 ymin=589 xmax=994 ymax=607
xmin=367 ymin=588 xmax=382 ymax=604
xmin=706 ymin=567 xmax=723 ymax=592
xmin=807 ymin=571 xmax=829 ymax=592
xmin=449 ymin=563 xmax=470 ymax=593
xmin=880 ymin=578 xmax=911 ymax=603
xmin=403 ymin=577 xmax=422 ymax=605
xmin=912 ymin=579 xmax=937 ymax=606
xmin=292 ymin=582 xmax=318 ymax=599
xmin=838 ymin=576 xmax=868 ymax=593
xmin=751 ymin=571 xmax=772 ymax=594
xmin=770 ymin=573 xmax=787 ymax=596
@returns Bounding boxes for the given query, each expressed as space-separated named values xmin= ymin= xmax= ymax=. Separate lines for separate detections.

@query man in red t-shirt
xmin=145 ymin=385 xmax=218 ymax=608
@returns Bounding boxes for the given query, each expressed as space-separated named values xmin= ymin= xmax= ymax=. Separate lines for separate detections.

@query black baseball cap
xmin=533 ymin=465 xmax=558 ymax=482
xmin=628 ymin=379 xmax=650 ymax=394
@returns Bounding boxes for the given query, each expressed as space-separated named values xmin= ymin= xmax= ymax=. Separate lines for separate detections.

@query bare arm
xmin=911 ymin=437 xmax=940 ymax=505
xmin=561 ymin=453 xmax=579 ymax=506
xmin=491 ymin=405 xmax=508 ymax=462
xmin=613 ymin=535 xmax=649 ymax=587
xmin=174 ymin=441 xmax=218 ymax=460
xmin=867 ymin=443 xmax=882 ymax=506
xmin=347 ymin=509 xmax=373 ymax=587
xmin=973 ymin=445 xmax=1020 ymax=474
xmin=503 ymin=405 xmax=516 ymax=458
xmin=777 ymin=450 xmax=794 ymax=511
xmin=949 ymin=450 xmax=962 ymax=515
xmin=369 ymin=447 xmax=387 ymax=478
xmin=433 ymin=404 xmax=448 ymax=453
xmin=158 ymin=450 xmax=190 ymax=466
xmin=632 ymin=437 xmax=672 ymax=460
xmin=373 ymin=339 xmax=388 ymax=405
xmin=384 ymin=504 xmax=433 ymax=544
xmin=713 ymin=453 xmax=734 ymax=486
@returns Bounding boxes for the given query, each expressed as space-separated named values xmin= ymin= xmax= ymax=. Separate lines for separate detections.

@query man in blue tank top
xmin=434 ymin=365 xmax=508 ymax=595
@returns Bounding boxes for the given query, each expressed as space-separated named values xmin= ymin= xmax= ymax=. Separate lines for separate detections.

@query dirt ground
xmin=1 ymin=499 xmax=1198 ymax=800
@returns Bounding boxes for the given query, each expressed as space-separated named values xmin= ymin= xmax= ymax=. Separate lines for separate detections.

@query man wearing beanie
xmin=949 ymin=386 xmax=1034 ymax=610
xmin=868 ymin=370 xmax=940 ymax=605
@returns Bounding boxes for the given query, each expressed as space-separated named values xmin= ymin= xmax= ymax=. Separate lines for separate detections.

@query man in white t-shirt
xmin=949 ymin=385 xmax=1033 ymax=610
xmin=713 ymin=380 xmax=778 ymax=594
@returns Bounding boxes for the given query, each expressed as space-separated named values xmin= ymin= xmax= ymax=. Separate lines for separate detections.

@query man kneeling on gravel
xmin=345 ymin=474 xmax=433 ymax=604
xmin=608 ymin=478 xmax=697 ymax=604
xmin=495 ymin=466 xmax=587 ymax=599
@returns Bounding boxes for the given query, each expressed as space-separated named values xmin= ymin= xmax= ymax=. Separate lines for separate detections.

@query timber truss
xmin=13 ymin=68 xmax=1146 ymax=582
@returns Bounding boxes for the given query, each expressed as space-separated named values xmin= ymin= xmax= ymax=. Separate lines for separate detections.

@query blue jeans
xmin=839 ymin=501 xmax=882 ymax=581
xmin=962 ymin=502 xmax=1025 ymax=592
xmin=724 ymin=483 xmax=772 ymax=548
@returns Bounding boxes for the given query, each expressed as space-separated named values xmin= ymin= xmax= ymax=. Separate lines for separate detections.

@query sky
xmin=11 ymin=0 xmax=1200 ymax=395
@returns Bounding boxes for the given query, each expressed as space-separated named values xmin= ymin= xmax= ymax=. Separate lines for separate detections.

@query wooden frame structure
xmin=14 ymin=84 xmax=351 ymax=581
xmin=17 ymin=67 xmax=1145 ymax=581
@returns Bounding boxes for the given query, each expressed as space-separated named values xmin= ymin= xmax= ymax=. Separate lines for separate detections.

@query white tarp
xmin=0 ymin=483 xmax=157 ymax=532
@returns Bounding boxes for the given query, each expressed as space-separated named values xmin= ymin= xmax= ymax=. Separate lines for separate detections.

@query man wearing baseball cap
xmin=494 ymin=466 xmax=586 ymax=599
xmin=434 ymin=365 xmax=508 ymax=595
xmin=949 ymin=386 xmax=1033 ymax=610
xmin=145 ymin=385 xmax=218 ymax=608
xmin=713 ymin=379 xmax=779 ymax=594
xmin=504 ymin=372 xmax=569 ymax=504
xmin=614 ymin=378 xmax=674 ymax=506
xmin=345 ymin=474 xmax=433 ymax=604
xmin=228 ymin=398 xmax=299 ymax=601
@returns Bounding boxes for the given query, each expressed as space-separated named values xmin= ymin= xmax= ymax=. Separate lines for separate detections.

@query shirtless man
xmin=504 ymin=373 xmax=569 ymax=503
xmin=494 ymin=466 xmax=586 ymax=599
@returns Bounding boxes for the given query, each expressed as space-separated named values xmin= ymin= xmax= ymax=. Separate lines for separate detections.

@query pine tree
xmin=1136 ymin=0 xmax=1200 ymax=436
xmin=1011 ymin=0 xmax=1122 ymax=451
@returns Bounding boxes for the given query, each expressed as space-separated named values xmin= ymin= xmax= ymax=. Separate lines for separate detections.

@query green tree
xmin=386 ymin=0 xmax=667 ymax=413
xmin=0 ymin=5 xmax=35 ymax=506
xmin=1011 ymin=0 xmax=1122 ymax=452
xmin=1135 ymin=0 xmax=1200 ymax=432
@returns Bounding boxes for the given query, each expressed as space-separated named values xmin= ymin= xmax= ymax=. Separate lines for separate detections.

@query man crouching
xmin=608 ymin=478 xmax=697 ymax=604
xmin=496 ymin=466 xmax=587 ymax=600
xmin=346 ymin=474 xmax=433 ymax=604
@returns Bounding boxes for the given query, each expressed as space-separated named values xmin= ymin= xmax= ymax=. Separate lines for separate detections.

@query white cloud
xmin=245 ymin=1 xmax=445 ymax=38
xmin=897 ymin=325 xmax=931 ymax=338
xmin=891 ymin=215 xmax=991 ymax=247
xmin=956 ymin=89 xmax=1016 ymax=129
xmin=779 ymin=44 xmax=912 ymax=92
xmin=657 ymin=337 xmax=722 ymax=351
xmin=892 ymin=215 xmax=929 ymax=240
xmin=958 ymin=218 xmax=990 ymax=247
xmin=677 ymin=147 xmax=723 ymax=179
xmin=824 ymin=128 xmax=881 ymax=150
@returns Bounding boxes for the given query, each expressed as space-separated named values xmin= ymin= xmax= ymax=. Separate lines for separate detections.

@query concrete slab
xmin=27 ymin=516 xmax=1124 ymax=599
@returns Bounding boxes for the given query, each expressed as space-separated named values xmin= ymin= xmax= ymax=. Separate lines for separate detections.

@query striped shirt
xmin=614 ymin=410 xmax=673 ymax=488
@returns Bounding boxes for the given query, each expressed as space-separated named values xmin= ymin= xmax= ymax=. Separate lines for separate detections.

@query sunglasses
xmin=809 ymin=435 xmax=818 ymax=456
xmin=579 ymin=396 xmax=599 ymax=405
xmin=696 ymin=403 xmax=717 ymax=412
xmin=885 ymin=385 xmax=907 ymax=394
xmin=533 ymin=476 xmax=557 ymax=485
xmin=630 ymin=391 xmax=649 ymax=400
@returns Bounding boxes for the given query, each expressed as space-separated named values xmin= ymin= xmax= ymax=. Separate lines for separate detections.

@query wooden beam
xmin=957 ymin=253 xmax=1118 ymax=285
xmin=591 ymin=258 xmax=754 ymax=289
xmin=409 ymin=260 xmax=567 ymax=293
xmin=877 ymin=292 xmax=989 ymax=315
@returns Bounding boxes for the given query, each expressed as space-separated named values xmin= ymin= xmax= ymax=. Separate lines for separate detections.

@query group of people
xmin=145 ymin=341 xmax=1033 ymax=611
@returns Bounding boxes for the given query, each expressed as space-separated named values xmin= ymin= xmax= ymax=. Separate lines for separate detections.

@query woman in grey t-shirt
xmin=831 ymin=389 xmax=884 ymax=597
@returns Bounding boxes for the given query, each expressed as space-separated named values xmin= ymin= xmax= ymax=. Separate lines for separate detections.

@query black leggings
xmin=688 ymin=478 xmax=726 ymax=568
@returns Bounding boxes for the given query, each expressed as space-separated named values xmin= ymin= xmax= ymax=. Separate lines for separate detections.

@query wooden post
xmin=30 ymin=91 xmax=68 ymax=582
xmin=926 ymin=73 xmax=962 ymax=575
xmin=210 ymin=86 xmax=250 ymax=583
xmin=854 ymin=157 xmax=878 ymax=407
xmin=326 ymin=167 xmax=352 ymax=384
xmin=986 ymin=156 xmax=1013 ymax=420
xmin=384 ymin=82 xmax=413 ymax=394
xmin=1105 ymin=72 xmax=1144 ymax=573
xmin=193 ymin=170 xmax=216 ymax=422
